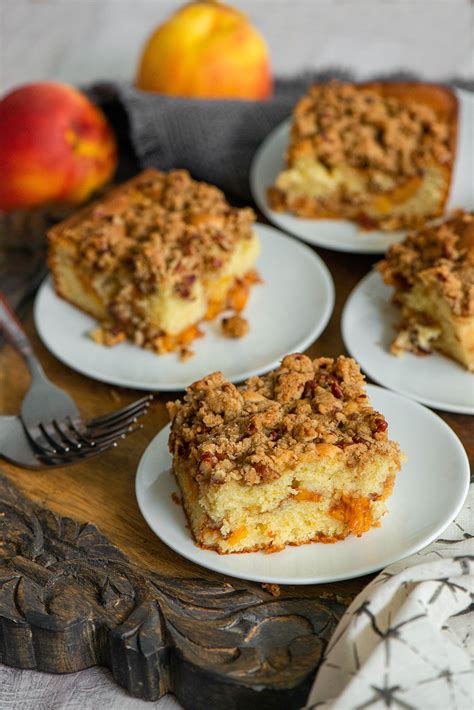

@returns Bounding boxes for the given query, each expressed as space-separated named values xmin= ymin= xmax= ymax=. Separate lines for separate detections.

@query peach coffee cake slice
xmin=268 ymin=81 xmax=457 ymax=231
xmin=167 ymin=354 xmax=404 ymax=554
xmin=377 ymin=210 xmax=474 ymax=371
xmin=48 ymin=168 xmax=260 ymax=359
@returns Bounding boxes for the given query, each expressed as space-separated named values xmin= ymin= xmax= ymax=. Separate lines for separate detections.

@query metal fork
xmin=0 ymin=291 xmax=152 ymax=467
xmin=0 ymin=399 xmax=151 ymax=468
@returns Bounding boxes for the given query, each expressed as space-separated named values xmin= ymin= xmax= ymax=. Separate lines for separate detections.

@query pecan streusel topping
xmin=377 ymin=210 xmax=474 ymax=317
xmin=288 ymin=82 xmax=453 ymax=182
xmin=58 ymin=168 xmax=255 ymax=295
xmin=167 ymin=354 xmax=399 ymax=485
xmin=221 ymin=314 xmax=249 ymax=338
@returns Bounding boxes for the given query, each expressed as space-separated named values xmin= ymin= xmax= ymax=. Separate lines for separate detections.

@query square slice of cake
xmin=48 ymin=169 xmax=260 ymax=357
xmin=377 ymin=210 xmax=474 ymax=371
xmin=268 ymin=81 xmax=457 ymax=231
xmin=167 ymin=354 xmax=404 ymax=554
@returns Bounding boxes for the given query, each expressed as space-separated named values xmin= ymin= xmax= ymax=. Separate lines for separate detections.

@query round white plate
xmin=342 ymin=271 xmax=474 ymax=415
xmin=34 ymin=223 xmax=334 ymax=391
xmin=135 ymin=385 xmax=470 ymax=585
xmin=250 ymin=89 xmax=474 ymax=254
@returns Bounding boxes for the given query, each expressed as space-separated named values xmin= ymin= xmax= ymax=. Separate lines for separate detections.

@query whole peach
xmin=0 ymin=82 xmax=117 ymax=212
xmin=136 ymin=1 xmax=272 ymax=100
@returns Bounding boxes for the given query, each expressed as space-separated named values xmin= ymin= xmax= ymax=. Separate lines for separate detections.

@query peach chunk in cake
xmin=377 ymin=210 xmax=474 ymax=371
xmin=167 ymin=354 xmax=404 ymax=554
xmin=48 ymin=168 xmax=260 ymax=357
xmin=268 ymin=81 xmax=457 ymax=231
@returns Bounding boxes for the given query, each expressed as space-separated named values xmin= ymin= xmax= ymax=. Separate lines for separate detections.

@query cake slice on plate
xmin=48 ymin=168 xmax=260 ymax=358
xmin=167 ymin=353 xmax=404 ymax=554
xmin=268 ymin=81 xmax=457 ymax=231
xmin=377 ymin=210 xmax=474 ymax=371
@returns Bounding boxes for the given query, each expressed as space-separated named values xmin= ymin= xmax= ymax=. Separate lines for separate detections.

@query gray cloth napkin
xmin=112 ymin=75 xmax=325 ymax=203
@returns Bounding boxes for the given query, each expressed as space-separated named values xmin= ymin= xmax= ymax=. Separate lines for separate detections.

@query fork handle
xmin=0 ymin=291 xmax=44 ymax=379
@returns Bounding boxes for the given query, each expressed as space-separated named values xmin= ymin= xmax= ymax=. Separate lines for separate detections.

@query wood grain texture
xmin=0 ymin=472 xmax=344 ymax=708
xmin=0 ymin=236 xmax=472 ymax=710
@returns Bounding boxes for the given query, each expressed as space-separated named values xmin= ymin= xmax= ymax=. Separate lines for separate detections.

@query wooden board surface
xmin=0 ymin=239 xmax=472 ymax=706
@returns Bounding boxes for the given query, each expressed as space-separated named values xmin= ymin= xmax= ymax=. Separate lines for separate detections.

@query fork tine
xmin=42 ymin=439 xmax=119 ymax=466
xmin=88 ymin=423 xmax=144 ymax=447
xmin=68 ymin=418 xmax=144 ymax=448
xmin=67 ymin=418 xmax=125 ymax=448
xmin=20 ymin=396 xmax=149 ymax=469
xmin=56 ymin=417 xmax=102 ymax=449
xmin=87 ymin=395 xmax=153 ymax=428
xmin=84 ymin=418 xmax=145 ymax=447
xmin=87 ymin=403 xmax=151 ymax=436
xmin=73 ymin=423 xmax=144 ymax=453
xmin=33 ymin=430 xmax=118 ymax=461
xmin=53 ymin=420 xmax=83 ymax=450
xmin=24 ymin=422 xmax=144 ymax=468
xmin=66 ymin=439 xmax=119 ymax=459
xmin=86 ymin=406 xmax=149 ymax=437
xmin=27 ymin=429 xmax=61 ymax=458
xmin=25 ymin=426 xmax=60 ymax=456
xmin=26 ymin=420 xmax=80 ymax=456
xmin=66 ymin=418 xmax=99 ymax=447
xmin=36 ymin=419 xmax=88 ymax=454
xmin=86 ymin=421 xmax=142 ymax=444
xmin=25 ymin=419 xmax=93 ymax=455
xmin=88 ymin=405 xmax=150 ymax=436
xmin=63 ymin=396 xmax=151 ymax=444
xmin=39 ymin=422 xmax=73 ymax=453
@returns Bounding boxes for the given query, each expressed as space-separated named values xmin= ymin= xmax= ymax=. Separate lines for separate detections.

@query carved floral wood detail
xmin=0 ymin=473 xmax=345 ymax=709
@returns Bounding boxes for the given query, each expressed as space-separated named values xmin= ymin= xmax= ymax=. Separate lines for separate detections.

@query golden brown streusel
xmin=90 ymin=324 xmax=126 ymax=346
xmin=53 ymin=168 xmax=255 ymax=295
xmin=49 ymin=168 xmax=259 ymax=354
xmin=377 ymin=210 xmax=474 ymax=317
xmin=268 ymin=82 xmax=457 ymax=231
xmin=390 ymin=319 xmax=441 ymax=357
xmin=286 ymin=82 xmax=453 ymax=180
xmin=179 ymin=348 xmax=195 ymax=362
xmin=167 ymin=354 xmax=399 ymax=486
xmin=221 ymin=314 xmax=249 ymax=338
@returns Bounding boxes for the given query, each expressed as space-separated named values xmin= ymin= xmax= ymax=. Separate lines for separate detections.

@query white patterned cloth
xmin=306 ymin=485 xmax=474 ymax=709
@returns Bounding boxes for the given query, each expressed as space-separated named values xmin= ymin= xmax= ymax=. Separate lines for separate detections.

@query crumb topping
xmin=52 ymin=168 xmax=255 ymax=296
xmin=179 ymin=347 xmax=195 ymax=362
xmin=287 ymin=81 xmax=453 ymax=182
xmin=390 ymin=320 xmax=441 ymax=357
xmin=221 ymin=314 xmax=249 ymax=338
xmin=167 ymin=354 xmax=400 ymax=485
xmin=377 ymin=210 xmax=474 ymax=316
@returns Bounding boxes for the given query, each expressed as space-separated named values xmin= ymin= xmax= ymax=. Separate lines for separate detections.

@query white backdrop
xmin=1 ymin=0 xmax=473 ymax=94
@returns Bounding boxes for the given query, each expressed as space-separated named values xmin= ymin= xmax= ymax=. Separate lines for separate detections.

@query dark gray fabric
xmin=115 ymin=76 xmax=316 ymax=204
xmin=113 ymin=72 xmax=474 ymax=204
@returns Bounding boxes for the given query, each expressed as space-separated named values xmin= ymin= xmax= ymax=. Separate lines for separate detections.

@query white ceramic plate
xmin=135 ymin=385 xmax=470 ymax=585
xmin=34 ymin=223 xmax=334 ymax=391
xmin=250 ymin=89 xmax=474 ymax=254
xmin=342 ymin=271 xmax=474 ymax=415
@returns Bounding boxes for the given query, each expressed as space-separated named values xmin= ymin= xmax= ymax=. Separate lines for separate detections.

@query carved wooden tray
xmin=0 ymin=472 xmax=344 ymax=708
